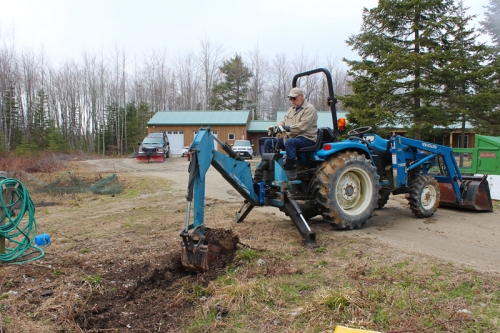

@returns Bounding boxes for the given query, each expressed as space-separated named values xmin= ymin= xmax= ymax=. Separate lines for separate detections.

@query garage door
xmin=167 ymin=130 xmax=184 ymax=155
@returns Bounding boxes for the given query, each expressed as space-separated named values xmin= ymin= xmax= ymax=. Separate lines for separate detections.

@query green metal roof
xmin=247 ymin=120 xmax=275 ymax=132
xmin=148 ymin=110 xmax=251 ymax=126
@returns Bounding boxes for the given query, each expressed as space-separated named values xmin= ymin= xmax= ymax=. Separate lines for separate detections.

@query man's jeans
xmin=263 ymin=136 xmax=315 ymax=160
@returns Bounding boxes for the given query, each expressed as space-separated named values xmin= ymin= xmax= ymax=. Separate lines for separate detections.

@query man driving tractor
xmin=264 ymin=87 xmax=318 ymax=178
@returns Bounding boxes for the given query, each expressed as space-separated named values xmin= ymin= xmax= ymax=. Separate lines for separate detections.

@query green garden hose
xmin=0 ymin=177 xmax=45 ymax=264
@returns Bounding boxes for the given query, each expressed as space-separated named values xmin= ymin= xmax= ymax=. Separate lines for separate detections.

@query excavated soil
xmin=74 ymin=229 xmax=239 ymax=332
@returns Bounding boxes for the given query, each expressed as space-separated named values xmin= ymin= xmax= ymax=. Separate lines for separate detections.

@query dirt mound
xmin=74 ymin=230 xmax=239 ymax=332
xmin=204 ymin=227 xmax=239 ymax=251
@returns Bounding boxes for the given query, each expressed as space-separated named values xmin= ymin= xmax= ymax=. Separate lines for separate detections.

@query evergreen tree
xmin=481 ymin=0 xmax=500 ymax=50
xmin=32 ymin=89 xmax=52 ymax=149
xmin=436 ymin=0 xmax=495 ymax=146
xmin=126 ymin=103 xmax=144 ymax=153
xmin=104 ymin=103 xmax=119 ymax=153
xmin=477 ymin=0 xmax=500 ymax=134
xmin=210 ymin=54 xmax=253 ymax=110
xmin=342 ymin=0 xmax=455 ymax=140
xmin=137 ymin=102 xmax=153 ymax=138
xmin=1 ymin=84 xmax=21 ymax=150
xmin=14 ymin=135 xmax=38 ymax=157
xmin=46 ymin=121 xmax=69 ymax=153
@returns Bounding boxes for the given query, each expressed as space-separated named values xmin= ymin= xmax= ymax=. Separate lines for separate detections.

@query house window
xmin=458 ymin=134 xmax=469 ymax=148
xmin=228 ymin=133 xmax=235 ymax=140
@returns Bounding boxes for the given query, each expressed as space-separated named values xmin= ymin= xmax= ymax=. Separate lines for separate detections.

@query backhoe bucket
xmin=180 ymin=242 xmax=226 ymax=273
xmin=439 ymin=175 xmax=493 ymax=212
xmin=180 ymin=228 xmax=239 ymax=273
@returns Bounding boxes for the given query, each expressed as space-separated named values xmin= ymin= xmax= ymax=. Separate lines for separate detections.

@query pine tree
xmin=477 ymin=0 xmax=500 ymax=134
xmin=32 ymin=89 xmax=52 ymax=149
xmin=481 ymin=0 xmax=500 ymax=50
xmin=436 ymin=0 xmax=495 ymax=146
xmin=342 ymin=0 xmax=455 ymax=140
xmin=126 ymin=103 xmax=143 ymax=153
xmin=210 ymin=54 xmax=253 ymax=110
xmin=1 ymin=84 xmax=21 ymax=150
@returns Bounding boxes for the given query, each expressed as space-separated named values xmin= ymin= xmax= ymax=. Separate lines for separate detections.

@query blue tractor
xmin=180 ymin=68 xmax=493 ymax=272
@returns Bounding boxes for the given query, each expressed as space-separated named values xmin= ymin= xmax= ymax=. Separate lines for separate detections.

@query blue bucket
xmin=35 ymin=234 xmax=51 ymax=246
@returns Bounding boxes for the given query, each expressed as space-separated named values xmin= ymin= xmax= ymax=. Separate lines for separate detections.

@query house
xmin=147 ymin=111 xmax=252 ymax=155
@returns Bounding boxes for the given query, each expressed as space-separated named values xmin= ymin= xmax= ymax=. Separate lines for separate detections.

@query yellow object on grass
xmin=334 ymin=326 xmax=381 ymax=333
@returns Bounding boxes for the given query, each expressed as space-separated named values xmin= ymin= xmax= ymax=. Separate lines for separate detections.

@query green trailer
xmin=454 ymin=135 xmax=500 ymax=175
xmin=453 ymin=135 xmax=500 ymax=200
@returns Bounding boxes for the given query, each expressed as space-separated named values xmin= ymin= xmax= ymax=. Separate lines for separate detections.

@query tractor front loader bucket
xmin=439 ymin=175 xmax=493 ymax=212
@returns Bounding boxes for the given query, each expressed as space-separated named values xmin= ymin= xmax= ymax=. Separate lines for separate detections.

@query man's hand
xmin=274 ymin=125 xmax=290 ymax=134
xmin=267 ymin=126 xmax=275 ymax=136
xmin=268 ymin=125 xmax=290 ymax=136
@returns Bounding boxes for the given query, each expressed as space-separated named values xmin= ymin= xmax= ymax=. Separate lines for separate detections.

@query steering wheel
xmin=348 ymin=126 xmax=372 ymax=137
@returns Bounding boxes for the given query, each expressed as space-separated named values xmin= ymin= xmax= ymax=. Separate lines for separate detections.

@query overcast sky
xmin=0 ymin=0 xmax=491 ymax=66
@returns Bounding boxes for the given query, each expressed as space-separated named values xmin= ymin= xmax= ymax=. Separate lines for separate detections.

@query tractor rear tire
xmin=377 ymin=190 xmax=391 ymax=209
xmin=314 ymin=151 xmax=380 ymax=229
xmin=407 ymin=175 xmax=440 ymax=218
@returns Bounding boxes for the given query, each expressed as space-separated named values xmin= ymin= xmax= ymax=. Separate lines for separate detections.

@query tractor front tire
xmin=377 ymin=190 xmax=391 ymax=209
xmin=407 ymin=175 xmax=440 ymax=218
xmin=314 ymin=151 xmax=380 ymax=229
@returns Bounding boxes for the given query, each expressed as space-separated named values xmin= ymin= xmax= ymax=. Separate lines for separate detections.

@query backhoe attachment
xmin=180 ymin=128 xmax=256 ymax=272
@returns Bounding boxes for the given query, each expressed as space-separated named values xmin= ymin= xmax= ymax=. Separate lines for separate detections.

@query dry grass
xmin=1 ymin=164 xmax=499 ymax=332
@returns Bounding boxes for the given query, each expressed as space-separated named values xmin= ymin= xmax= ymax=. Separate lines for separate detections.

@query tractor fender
xmin=316 ymin=141 xmax=375 ymax=164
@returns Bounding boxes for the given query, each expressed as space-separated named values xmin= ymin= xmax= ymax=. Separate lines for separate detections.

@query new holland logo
xmin=422 ymin=142 xmax=437 ymax=149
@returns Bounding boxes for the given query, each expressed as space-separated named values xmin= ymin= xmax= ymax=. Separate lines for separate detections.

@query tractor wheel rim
xmin=421 ymin=184 xmax=437 ymax=209
xmin=335 ymin=167 xmax=373 ymax=216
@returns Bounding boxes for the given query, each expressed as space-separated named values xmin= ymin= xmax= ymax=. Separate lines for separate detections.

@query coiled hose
xmin=0 ymin=177 xmax=45 ymax=264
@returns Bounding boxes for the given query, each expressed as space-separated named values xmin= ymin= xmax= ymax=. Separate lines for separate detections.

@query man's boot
xmin=283 ymin=158 xmax=297 ymax=179
xmin=254 ymin=160 xmax=269 ymax=182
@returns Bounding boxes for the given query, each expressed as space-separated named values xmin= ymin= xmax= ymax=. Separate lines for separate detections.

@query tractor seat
xmin=297 ymin=127 xmax=335 ymax=153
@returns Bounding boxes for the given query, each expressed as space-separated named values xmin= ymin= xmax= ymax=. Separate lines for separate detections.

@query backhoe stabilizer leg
xmin=233 ymin=200 xmax=254 ymax=223
xmin=283 ymin=191 xmax=319 ymax=248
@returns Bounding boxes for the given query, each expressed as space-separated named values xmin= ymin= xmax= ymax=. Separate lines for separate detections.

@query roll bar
xmin=292 ymin=68 xmax=338 ymax=132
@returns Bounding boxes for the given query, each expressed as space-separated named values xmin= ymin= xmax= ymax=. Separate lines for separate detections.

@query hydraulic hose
xmin=0 ymin=177 xmax=45 ymax=264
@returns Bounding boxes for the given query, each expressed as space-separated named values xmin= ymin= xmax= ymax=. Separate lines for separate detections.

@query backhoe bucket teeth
xmin=180 ymin=242 xmax=225 ymax=273
xmin=439 ymin=175 xmax=493 ymax=212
